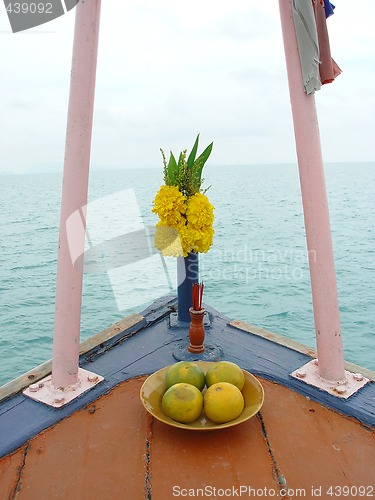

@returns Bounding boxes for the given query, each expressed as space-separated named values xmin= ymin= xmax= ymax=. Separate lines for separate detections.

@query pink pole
xmin=52 ymin=0 xmax=102 ymax=388
xmin=278 ymin=0 xmax=345 ymax=382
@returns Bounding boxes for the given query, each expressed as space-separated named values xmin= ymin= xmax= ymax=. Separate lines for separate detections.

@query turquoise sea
xmin=1 ymin=163 xmax=374 ymax=386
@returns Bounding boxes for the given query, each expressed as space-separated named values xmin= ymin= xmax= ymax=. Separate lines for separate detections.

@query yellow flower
xmin=154 ymin=222 xmax=184 ymax=257
xmin=152 ymin=185 xmax=187 ymax=226
xmin=177 ymin=223 xmax=194 ymax=257
xmin=190 ymin=226 xmax=214 ymax=254
xmin=152 ymin=185 xmax=215 ymax=257
xmin=186 ymin=193 xmax=214 ymax=229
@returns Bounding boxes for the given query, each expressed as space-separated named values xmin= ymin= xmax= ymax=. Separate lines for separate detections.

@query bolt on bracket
xmin=23 ymin=367 xmax=104 ymax=408
xmin=290 ymin=359 xmax=370 ymax=399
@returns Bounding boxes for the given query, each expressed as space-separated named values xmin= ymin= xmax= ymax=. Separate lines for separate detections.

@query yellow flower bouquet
xmin=152 ymin=135 xmax=214 ymax=258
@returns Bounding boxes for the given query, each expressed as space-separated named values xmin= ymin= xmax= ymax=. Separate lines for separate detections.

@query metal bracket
xmin=290 ymin=359 xmax=370 ymax=399
xmin=169 ymin=311 xmax=211 ymax=328
xmin=23 ymin=368 xmax=104 ymax=408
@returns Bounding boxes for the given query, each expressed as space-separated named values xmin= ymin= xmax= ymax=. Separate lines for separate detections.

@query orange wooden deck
xmin=2 ymin=375 xmax=374 ymax=500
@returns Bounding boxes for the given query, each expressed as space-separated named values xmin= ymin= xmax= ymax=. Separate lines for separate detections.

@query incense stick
xmin=192 ymin=282 xmax=204 ymax=311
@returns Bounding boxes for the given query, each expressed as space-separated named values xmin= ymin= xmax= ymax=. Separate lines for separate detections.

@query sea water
xmin=1 ymin=163 xmax=374 ymax=386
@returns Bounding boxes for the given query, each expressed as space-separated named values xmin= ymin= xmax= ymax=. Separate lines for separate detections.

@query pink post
xmin=52 ymin=0 xmax=102 ymax=389
xmin=278 ymin=0 xmax=345 ymax=382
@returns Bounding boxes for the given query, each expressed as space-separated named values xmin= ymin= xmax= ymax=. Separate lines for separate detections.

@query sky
xmin=0 ymin=0 xmax=374 ymax=175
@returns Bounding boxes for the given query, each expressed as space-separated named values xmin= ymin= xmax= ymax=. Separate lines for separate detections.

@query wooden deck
xmin=1 ymin=375 xmax=375 ymax=499
xmin=1 ymin=297 xmax=375 ymax=499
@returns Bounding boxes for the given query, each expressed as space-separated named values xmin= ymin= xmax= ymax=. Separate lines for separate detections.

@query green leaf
xmin=187 ymin=134 xmax=200 ymax=169
xmin=194 ymin=142 xmax=213 ymax=184
xmin=167 ymin=152 xmax=178 ymax=185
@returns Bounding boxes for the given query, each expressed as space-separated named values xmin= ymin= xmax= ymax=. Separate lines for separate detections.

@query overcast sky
xmin=0 ymin=0 xmax=374 ymax=175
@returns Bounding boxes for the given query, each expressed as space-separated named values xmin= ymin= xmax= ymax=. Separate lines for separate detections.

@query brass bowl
xmin=140 ymin=361 xmax=264 ymax=430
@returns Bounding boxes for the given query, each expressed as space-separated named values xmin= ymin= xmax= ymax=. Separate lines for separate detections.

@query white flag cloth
xmin=292 ymin=0 xmax=322 ymax=94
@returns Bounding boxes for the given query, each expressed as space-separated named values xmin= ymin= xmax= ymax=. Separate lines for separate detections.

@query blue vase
xmin=177 ymin=252 xmax=198 ymax=323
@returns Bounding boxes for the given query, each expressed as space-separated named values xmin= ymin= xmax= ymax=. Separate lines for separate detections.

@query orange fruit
xmin=205 ymin=361 xmax=245 ymax=390
xmin=204 ymin=382 xmax=245 ymax=424
xmin=165 ymin=361 xmax=205 ymax=391
xmin=162 ymin=383 xmax=203 ymax=424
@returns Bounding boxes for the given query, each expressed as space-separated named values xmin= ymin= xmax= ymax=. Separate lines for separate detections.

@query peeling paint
xmin=12 ymin=442 xmax=30 ymax=499
xmin=144 ymin=412 xmax=153 ymax=499
xmin=257 ymin=411 xmax=290 ymax=499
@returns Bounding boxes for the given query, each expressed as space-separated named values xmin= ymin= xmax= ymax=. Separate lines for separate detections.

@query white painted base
xmin=23 ymin=368 xmax=104 ymax=408
xmin=290 ymin=359 xmax=370 ymax=399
